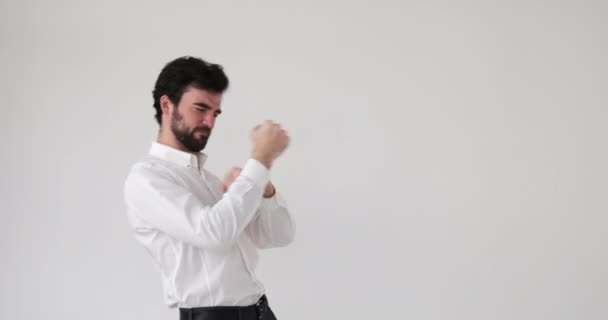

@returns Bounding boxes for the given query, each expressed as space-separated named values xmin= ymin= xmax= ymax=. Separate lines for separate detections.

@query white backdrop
xmin=2 ymin=1 xmax=607 ymax=319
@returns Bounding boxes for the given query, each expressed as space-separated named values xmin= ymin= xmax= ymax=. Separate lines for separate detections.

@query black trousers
xmin=179 ymin=295 xmax=278 ymax=320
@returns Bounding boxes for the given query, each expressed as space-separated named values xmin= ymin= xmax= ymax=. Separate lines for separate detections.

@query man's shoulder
xmin=126 ymin=155 xmax=177 ymax=180
xmin=128 ymin=154 xmax=162 ymax=171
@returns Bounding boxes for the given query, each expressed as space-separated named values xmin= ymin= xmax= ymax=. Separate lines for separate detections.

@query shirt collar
xmin=149 ymin=142 xmax=208 ymax=169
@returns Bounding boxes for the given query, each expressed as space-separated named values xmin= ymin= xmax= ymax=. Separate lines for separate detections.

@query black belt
xmin=179 ymin=295 xmax=270 ymax=320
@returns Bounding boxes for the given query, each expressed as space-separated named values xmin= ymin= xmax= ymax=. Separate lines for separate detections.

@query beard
xmin=171 ymin=108 xmax=211 ymax=153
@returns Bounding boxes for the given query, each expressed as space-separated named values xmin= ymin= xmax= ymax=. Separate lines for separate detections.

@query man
xmin=123 ymin=56 xmax=295 ymax=320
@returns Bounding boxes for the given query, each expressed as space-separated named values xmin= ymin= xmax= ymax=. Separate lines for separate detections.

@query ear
xmin=160 ymin=95 xmax=174 ymax=117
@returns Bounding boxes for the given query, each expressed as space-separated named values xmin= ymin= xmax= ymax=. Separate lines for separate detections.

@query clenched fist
xmin=250 ymin=120 xmax=290 ymax=169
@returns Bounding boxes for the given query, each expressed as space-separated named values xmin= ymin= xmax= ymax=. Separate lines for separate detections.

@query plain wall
xmin=1 ymin=1 xmax=607 ymax=319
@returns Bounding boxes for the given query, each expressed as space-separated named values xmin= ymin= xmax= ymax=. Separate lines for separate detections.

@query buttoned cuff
xmin=241 ymin=158 xmax=270 ymax=189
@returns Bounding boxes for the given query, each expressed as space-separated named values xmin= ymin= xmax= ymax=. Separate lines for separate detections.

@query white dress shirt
xmin=123 ymin=142 xmax=295 ymax=308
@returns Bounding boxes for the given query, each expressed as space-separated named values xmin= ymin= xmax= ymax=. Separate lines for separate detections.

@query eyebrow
xmin=193 ymin=102 xmax=222 ymax=114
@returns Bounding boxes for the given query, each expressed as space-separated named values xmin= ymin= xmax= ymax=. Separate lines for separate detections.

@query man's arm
xmin=246 ymin=187 xmax=296 ymax=249
xmin=124 ymin=159 xmax=269 ymax=250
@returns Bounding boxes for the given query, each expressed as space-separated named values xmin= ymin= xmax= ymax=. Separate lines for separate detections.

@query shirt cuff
xmin=240 ymin=158 xmax=270 ymax=189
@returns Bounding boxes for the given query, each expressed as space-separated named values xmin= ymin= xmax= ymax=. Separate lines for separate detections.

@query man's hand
xmin=222 ymin=166 xmax=276 ymax=197
xmin=263 ymin=182 xmax=276 ymax=198
xmin=221 ymin=167 xmax=241 ymax=193
xmin=250 ymin=120 xmax=290 ymax=169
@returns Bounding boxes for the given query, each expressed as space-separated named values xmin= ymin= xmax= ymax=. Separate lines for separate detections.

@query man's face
xmin=169 ymin=86 xmax=223 ymax=153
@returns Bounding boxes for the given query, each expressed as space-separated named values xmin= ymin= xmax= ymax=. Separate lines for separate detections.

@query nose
xmin=202 ymin=112 xmax=215 ymax=129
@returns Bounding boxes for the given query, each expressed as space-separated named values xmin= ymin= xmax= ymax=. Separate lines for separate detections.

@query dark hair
xmin=152 ymin=56 xmax=229 ymax=124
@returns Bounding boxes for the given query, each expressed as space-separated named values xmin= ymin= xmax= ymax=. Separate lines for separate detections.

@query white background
xmin=1 ymin=1 xmax=607 ymax=319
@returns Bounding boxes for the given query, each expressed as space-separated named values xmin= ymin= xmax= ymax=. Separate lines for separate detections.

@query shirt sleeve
xmin=124 ymin=159 xmax=269 ymax=250
xmin=245 ymin=191 xmax=296 ymax=249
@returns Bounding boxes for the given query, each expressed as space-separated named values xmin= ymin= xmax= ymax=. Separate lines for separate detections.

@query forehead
xmin=181 ymin=86 xmax=222 ymax=108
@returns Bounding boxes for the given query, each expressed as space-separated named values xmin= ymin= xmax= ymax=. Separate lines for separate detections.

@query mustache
xmin=192 ymin=126 xmax=211 ymax=135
